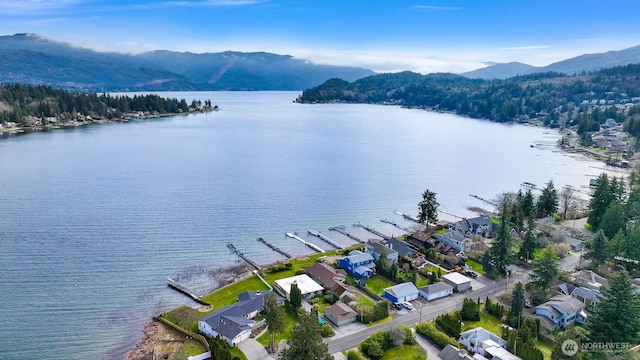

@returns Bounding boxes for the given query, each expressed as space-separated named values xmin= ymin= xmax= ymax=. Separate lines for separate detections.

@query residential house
xmin=459 ymin=327 xmax=507 ymax=357
xmin=383 ymin=282 xmax=419 ymax=303
xmin=198 ymin=290 xmax=283 ymax=346
xmin=564 ymin=236 xmax=586 ymax=252
xmin=365 ymin=239 xmax=399 ymax=263
xmin=408 ymin=229 xmax=437 ymax=249
xmin=304 ymin=263 xmax=349 ymax=296
xmin=439 ymin=345 xmax=474 ymax=360
xmin=274 ymin=274 xmax=324 ymax=300
xmin=535 ymin=295 xmax=587 ymax=328
xmin=451 ymin=216 xmax=495 ymax=238
xmin=419 ymin=282 xmax=454 ymax=301
xmin=572 ymin=287 xmax=601 ymax=311
xmin=324 ymin=301 xmax=358 ymax=326
xmin=572 ymin=270 xmax=609 ymax=289
xmin=442 ymin=272 xmax=472 ymax=292
xmin=337 ymin=250 xmax=376 ymax=279
xmin=440 ymin=230 xmax=472 ymax=253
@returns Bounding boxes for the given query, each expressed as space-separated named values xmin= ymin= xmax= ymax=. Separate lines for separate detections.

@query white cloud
xmin=0 ymin=0 xmax=82 ymax=15
xmin=501 ymin=45 xmax=554 ymax=50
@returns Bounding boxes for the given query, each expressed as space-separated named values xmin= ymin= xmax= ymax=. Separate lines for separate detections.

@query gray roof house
xmin=198 ymin=290 xmax=283 ymax=346
xmin=439 ymin=344 xmax=474 ymax=360
xmin=564 ymin=236 xmax=586 ymax=252
xmin=419 ymin=282 xmax=454 ymax=301
xmin=572 ymin=287 xmax=601 ymax=311
xmin=451 ymin=215 xmax=495 ymax=238
xmin=535 ymin=295 xmax=587 ymax=328
xmin=365 ymin=240 xmax=399 ymax=263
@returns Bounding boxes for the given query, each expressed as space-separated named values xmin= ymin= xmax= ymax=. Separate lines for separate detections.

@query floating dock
xmin=308 ymin=229 xmax=344 ymax=249
xmin=356 ymin=223 xmax=392 ymax=240
xmin=257 ymin=237 xmax=292 ymax=259
xmin=380 ymin=218 xmax=413 ymax=233
xmin=329 ymin=225 xmax=365 ymax=243
xmin=167 ymin=278 xmax=210 ymax=306
xmin=285 ymin=232 xmax=325 ymax=253
xmin=394 ymin=211 xmax=421 ymax=223
xmin=226 ymin=243 xmax=262 ymax=271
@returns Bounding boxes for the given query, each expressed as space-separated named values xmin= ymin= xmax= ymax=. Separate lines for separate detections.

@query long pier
xmin=329 ymin=225 xmax=365 ymax=243
xmin=356 ymin=223 xmax=392 ymax=240
xmin=257 ymin=237 xmax=292 ymax=259
xmin=438 ymin=209 xmax=466 ymax=219
xmin=380 ymin=218 xmax=413 ymax=233
xmin=469 ymin=194 xmax=498 ymax=207
xmin=167 ymin=278 xmax=210 ymax=306
xmin=308 ymin=229 xmax=344 ymax=249
xmin=394 ymin=211 xmax=421 ymax=223
xmin=226 ymin=243 xmax=262 ymax=271
xmin=285 ymin=232 xmax=325 ymax=253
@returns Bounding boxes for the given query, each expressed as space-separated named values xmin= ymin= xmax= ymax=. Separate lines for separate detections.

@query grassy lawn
xmin=465 ymin=259 xmax=485 ymax=275
xmin=231 ymin=346 xmax=248 ymax=360
xmin=415 ymin=275 xmax=428 ymax=288
xmin=461 ymin=312 xmax=503 ymax=336
xmin=381 ymin=344 xmax=426 ymax=360
xmin=163 ymin=306 xmax=202 ymax=332
xmin=256 ymin=303 xmax=299 ymax=347
xmin=423 ymin=264 xmax=442 ymax=274
xmin=200 ymin=275 xmax=270 ymax=310
xmin=366 ymin=275 xmax=396 ymax=295
xmin=537 ymin=340 xmax=553 ymax=360
xmin=173 ymin=339 xmax=208 ymax=360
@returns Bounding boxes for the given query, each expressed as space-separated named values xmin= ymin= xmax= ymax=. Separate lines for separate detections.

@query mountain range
xmin=462 ymin=45 xmax=640 ymax=79
xmin=0 ymin=33 xmax=374 ymax=91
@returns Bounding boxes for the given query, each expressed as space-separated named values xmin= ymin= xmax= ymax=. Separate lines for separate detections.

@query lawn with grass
xmin=230 ymin=346 xmax=248 ymax=360
xmin=461 ymin=311 xmax=503 ymax=336
xmin=256 ymin=303 xmax=299 ymax=347
xmin=200 ymin=275 xmax=270 ymax=310
xmin=381 ymin=344 xmax=426 ymax=360
xmin=173 ymin=339 xmax=208 ymax=359
xmin=465 ymin=259 xmax=485 ymax=275
xmin=366 ymin=275 xmax=396 ymax=295
xmin=163 ymin=306 xmax=202 ymax=332
xmin=536 ymin=340 xmax=553 ymax=360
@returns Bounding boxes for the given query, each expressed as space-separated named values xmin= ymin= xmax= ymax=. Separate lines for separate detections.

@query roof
xmin=342 ymin=250 xmax=374 ymax=264
xmin=557 ymin=282 xmax=577 ymax=296
xmin=274 ymin=274 xmax=324 ymax=296
xmin=303 ymin=263 xmax=348 ymax=294
xmin=572 ymin=270 xmax=609 ymax=288
xmin=325 ymin=301 xmax=358 ymax=321
xmin=367 ymin=240 xmax=398 ymax=256
xmin=439 ymin=344 xmax=474 ymax=360
xmin=572 ymin=287 xmax=601 ymax=303
xmin=460 ymin=327 xmax=506 ymax=347
xmin=384 ymin=282 xmax=419 ymax=299
xmin=485 ymin=346 xmax=521 ymax=360
xmin=564 ymin=236 xmax=585 ymax=247
xmin=199 ymin=305 xmax=254 ymax=341
xmin=420 ymin=282 xmax=453 ymax=294
xmin=442 ymin=272 xmax=472 ymax=285
xmin=539 ymin=295 xmax=586 ymax=314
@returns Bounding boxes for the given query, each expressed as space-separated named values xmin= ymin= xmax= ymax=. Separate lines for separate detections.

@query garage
xmin=442 ymin=272 xmax=472 ymax=292
xmin=383 ymin=282 xmax=419 ymax=303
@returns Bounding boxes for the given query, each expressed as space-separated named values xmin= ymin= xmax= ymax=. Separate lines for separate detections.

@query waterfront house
xmin=324 ymin=301 xmax=358 ymax=326
xmin=274 ymin=274 xmax=324 ymax=300
xmin=451 ymin=216 xmax=495 ymax=238
xmin=383 ymin=282 xmax=419 ymax=303
xmin=535 ymin=295 xmax=587 ymax=328
xmin=365 ymin=239 xmax=399 ymax=263
xmin=419 ymin=282 xmax=454 ymax=301
xmin=440 ymin=230 xmax=472 ymax=253
xmin=337 ymin=250 xmax=376 ymax=279
xmin=303 ymin=263 xmax=349 ymax=296
xmin=198 ymin=290 xmax=283 ymax=346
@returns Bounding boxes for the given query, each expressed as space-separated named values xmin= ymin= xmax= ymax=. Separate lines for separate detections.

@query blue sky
xmin=1 ymin=0 xmax=640 ymax=73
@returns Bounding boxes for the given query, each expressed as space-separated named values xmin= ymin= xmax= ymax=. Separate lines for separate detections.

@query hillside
xmin=0 ymin=34 xmax=375 ymax=91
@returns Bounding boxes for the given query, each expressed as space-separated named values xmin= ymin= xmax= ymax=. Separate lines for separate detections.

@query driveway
xmin=413 ymin=328 xmax=442 ymax=360
xmin=238 ymin=338 xmax=274 ymax=360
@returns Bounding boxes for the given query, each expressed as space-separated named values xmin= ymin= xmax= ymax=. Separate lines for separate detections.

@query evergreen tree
xmin=264 ymin=293 xmax=286 ymax=353
xmin=599 ymin=200 xmax=627 ymax=238
xmin=587 ymin=230 xmax=608 ymax=267
xmin=608 ymin=229 xmax=626 ymax=258
xmin=280 ymin=313 xmax=333 ymax=360
xmin=587 ymin=272 xmax=640 ymax=344
xmin=518 ymin=214 xmax=537 ymax=262
xmin=511 ymin=282 xmax=525 ymax=318
xmin=529 ymin=246 xmax=559 ymax=290
xmin=289 ymin=283 xmax=302 ymax=309
xmin=521 ymin=189 xmax=535 ymax=218
xmin=418 ymin=189 xmax=439 ymax=231
xmin=486 ymin=203 xmax=513 ymax=276
xmin=588 ymin=173 xmax=613 ymax=229
xmin=551 ymin=327 xmax=585 ymax=360
xmin=536 ymin=180 xmax=558 ymax=218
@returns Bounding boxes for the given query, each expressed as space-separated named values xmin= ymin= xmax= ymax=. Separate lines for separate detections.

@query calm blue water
xmin=0 ymin=91 xmax=619 ymax=359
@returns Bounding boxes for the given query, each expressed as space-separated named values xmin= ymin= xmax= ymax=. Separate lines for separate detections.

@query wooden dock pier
xmin=380 ymin=218 xmax=413 ymax=233
xmin=329 ymin=225 xmax=365 ymax=243
xmin=308 ymin=229 xmax=344 ymax=249
xmin=167 ymin=278 xmax=210 ymax=306
xmin=356 ymin=223 xmax=392 ymax=240
xmin=469 ymin=194 xmax=498 ymax=207
xmin=257 ymin=237 xmax=292 ymax=259
xmin=285 ymin=232 xmax=325 ymax=253
xmin=394 ymin=211 xmax=421 ymax=223
xmin=226 ymin=243 xmax=262 ymax=271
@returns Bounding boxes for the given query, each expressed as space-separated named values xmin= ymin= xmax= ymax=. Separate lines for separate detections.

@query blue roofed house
xmin=337 ymin=250 xmax=376 ymax=279
xmin=535 ymin=295 xmax=587 ymax=328
xmin=198 ymin=290 xmax=284 ymax=346
xmin=383 ymin=282 xmax=419 ymax=303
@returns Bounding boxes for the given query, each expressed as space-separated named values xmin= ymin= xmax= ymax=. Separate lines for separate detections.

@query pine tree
xmin=521 ymin=189 xmax=535 ymax=218
xmin=487 ymin=202 xmax=513 ymax=276
xmin=279 ymin=313 xmax=333 ymax=360
xmin=587 ymin=272 xmax=640 ymax=344
xmin=418 ymin=189 xmax=439 ymax=232
xmin=529 ymin=246 xmax=559 ymax=290
xmin=551 ymin=327 xmax=585 ymax=360
xmin=536 ymin=180 xmax=558 ymax=218
xmin=511 ymin=282 xmax=525 ymax=318
xmin=289 ymin=283 xmax=302 ymax=309
xmin=587 ymin=230 xmax=608 ymax=267
xmin=599 ymin=200 xmax=627 ymax=238
xmin=588 ymin=173 xmax=613 ymax=229
xmin=264 ymin=293 xmax=286 ymax=353
xmin=518 ymin=214 xmax=537 ymax=262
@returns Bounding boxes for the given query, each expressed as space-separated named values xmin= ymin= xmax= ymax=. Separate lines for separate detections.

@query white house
xmin=442 ymin=272 xmax=472 ymax=292
xmin=459 ymin=327 xmax=507 ymax=357
xmin=419 ymin=282 xmax=454 ymax=301
xmin=274 ymin=274 xmax=324 ymax=300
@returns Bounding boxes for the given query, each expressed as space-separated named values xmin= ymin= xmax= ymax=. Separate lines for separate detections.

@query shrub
xmin=320 ymin=324 xmax=335 ymax=338
xmin=346 ymin=350 xmax=367 ymax=360
xmin=415 ymin=321 xmax=460 ymax=349
xmin=436 ymin=311 xmax=462 ymax=338
xmin=295 ymin=268 xmax=307 ymax=275
xmin=461 ymin=298 xmax=480 ymax=321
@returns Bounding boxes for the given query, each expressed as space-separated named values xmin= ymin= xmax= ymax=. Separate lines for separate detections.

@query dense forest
xmin=298 ymin=64 xmax=640 ymax=136
xmin=0 ymin=84 xmax=214 ymax=127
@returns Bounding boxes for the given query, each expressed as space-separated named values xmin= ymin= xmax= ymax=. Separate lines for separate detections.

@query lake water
xmin=0 ymin=91 xmax=619 ymax=359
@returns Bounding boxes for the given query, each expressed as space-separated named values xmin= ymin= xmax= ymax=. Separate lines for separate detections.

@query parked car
xmin=465 ymin=270 xmax=478 ymax=278
xmin=524 ymin=300 xmax=532 ymax=308
xmin=391 ymin=302 xmax=403 ymax=310
xmin=402 ymin=301 xmax=414 ymax=310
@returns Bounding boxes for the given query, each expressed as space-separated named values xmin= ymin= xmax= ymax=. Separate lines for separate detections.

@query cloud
xmin=0 ymin=0 xmax=82 ymax=15
xmin=411 ymin=5 xmax=461 ymax=11
xmin=501 ymin=45 xmax=554 ymax=50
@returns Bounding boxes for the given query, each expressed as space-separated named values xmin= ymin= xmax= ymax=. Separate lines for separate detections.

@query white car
xmin=402 ymin=301 xmax=414 ymax=310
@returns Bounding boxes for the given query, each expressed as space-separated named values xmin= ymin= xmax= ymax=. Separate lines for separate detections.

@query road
xmin=325 ymin=269 xmax=530 ymax=354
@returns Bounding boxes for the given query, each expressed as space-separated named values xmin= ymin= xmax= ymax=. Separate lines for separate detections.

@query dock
xmin=356 ymin=223 xmax=392 ymax=240
xmin=226 ymin=243 xmax=262 ymax=271
xmin=167 ymin=278 xmax=210 ymax=306
xmin=329 ymin=225 xmax=365 ymax=243
xmin=469 ymin=194 xmax=498 ymax=207
xmin=285 ymin=232 xmax=325 ymax=253
xmin=380 ymin=218 xmax=413 ymax=233
xmin=438 ymin=209 xmax=466 ymax=219
xmin=394 ymin=211 xmax=421 ymax=223
xmin=308 ymin=229 xmax=344 ymax=249
xmin=257 ymin=237 xmax=292 ymax=259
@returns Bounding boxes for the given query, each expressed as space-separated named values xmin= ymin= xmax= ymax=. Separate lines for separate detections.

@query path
xmin=238 ymin=338 xmax=274 ymax=360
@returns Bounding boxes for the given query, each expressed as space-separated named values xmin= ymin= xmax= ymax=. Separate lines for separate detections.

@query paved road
xmin=324 ymin=269 xmax=530 ymax=354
